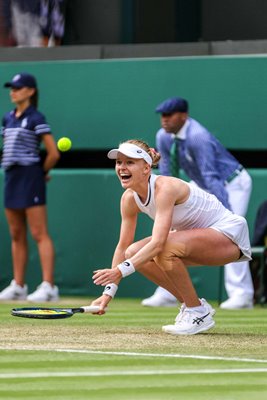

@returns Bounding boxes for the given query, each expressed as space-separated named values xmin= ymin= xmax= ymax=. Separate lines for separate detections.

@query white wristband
xmin=117 ymin=259 xmax=135 ymax=278
xmin=103 ymin=283 xmax=118 ymax=298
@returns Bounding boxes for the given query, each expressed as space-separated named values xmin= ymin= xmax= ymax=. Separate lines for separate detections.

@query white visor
xmin=107 ymin=143 xmax=152 ymax=166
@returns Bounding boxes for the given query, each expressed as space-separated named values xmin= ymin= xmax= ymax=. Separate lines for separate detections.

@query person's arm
xmin=91 ymin=190 xmax=139 ymax=312
xmin=188 ymin=133 xmax=231 ymax=210
xmin=1 ymin=115 xmax=6 ymax=137
xmin=156 ymin=129 xmax=172 ymax=176
xmin=93 ymin=177 xmax=185 ymax=286
xmin=42 ymin=134 xmax=60 ymax=176
xmin=110 ymin=189 xmax=139 ymax=277
xmin=127 ymin=182 xmax=176 ymax=265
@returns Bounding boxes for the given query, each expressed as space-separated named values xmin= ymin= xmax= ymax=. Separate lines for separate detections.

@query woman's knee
xmin=30 ymin=226 xmax=49 ymax=243
xmin=155 ymin=241 xmax=188 ymax=269
xmin=10 ymin=226 xmax=26 ymax=242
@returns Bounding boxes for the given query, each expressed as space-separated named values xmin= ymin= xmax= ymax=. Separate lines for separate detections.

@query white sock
xmin=186 ymin=305 xmax=206 ymax=313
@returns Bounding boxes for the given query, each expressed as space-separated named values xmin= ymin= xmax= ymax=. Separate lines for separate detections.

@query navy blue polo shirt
xmin=1 ymin=105 xmax=51 ymax=169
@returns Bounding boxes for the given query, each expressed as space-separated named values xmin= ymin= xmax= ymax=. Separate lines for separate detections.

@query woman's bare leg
xmin=5 ymin=208 xmax=28 ymax=286
xmin=126 ymin=228 xmax=241 ymax=307
xmin=125 ymin=239 xmax=200 ymax=306
xmin=26 ymin=205 xmax=55 ymax=284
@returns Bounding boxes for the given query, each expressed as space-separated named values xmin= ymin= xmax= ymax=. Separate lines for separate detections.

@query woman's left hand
xmin=93 ymin=268 xmax=122 ymax=286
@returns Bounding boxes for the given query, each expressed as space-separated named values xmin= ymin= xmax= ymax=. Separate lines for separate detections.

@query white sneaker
xmin=173 ymin=298 xmax=215 ymax=321
xmin=162 ymin=302 xmax=215 ymax=335
xmin=220 ymin=295 xmax=253 ymax=310
xmin=27 ymin=281 xmax=59 ymax=302
xmin=141 ymin=288 xmax=178 ymax=307
xmin=0 ymin=280 xmax=27 ymax=300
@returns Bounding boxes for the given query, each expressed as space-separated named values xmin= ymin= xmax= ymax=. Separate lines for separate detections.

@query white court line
xmin=56 ymin=349 xmax=267 ymax=364
xmin=1 ymin=346 xmax=267 ymax=364
xmin=0 ymin=368 xmax=267 ymax=379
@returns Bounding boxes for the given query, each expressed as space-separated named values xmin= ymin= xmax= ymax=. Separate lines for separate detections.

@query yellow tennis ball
xmin=57 ymin=137 xmax=72 ymax=152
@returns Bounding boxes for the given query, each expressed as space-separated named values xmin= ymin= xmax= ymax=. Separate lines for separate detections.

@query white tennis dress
xmin=133 ymin=174 xmax=251 ymax=261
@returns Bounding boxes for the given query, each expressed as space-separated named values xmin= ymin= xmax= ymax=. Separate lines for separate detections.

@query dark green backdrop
xmin=0 ymin=55 xmax=267 ymax=149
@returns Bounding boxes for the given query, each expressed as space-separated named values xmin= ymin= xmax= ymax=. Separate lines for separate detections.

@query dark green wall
xmin=0 ymin=169 xmax=266 ymax=300
xmin=0 ymin=55 xmax=267 ymax=150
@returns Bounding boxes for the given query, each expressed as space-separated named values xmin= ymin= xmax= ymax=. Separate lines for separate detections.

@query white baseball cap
xmin=107 ymin=143 xmax=152 ymax=166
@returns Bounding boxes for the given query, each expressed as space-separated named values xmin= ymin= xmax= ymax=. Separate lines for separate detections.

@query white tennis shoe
xmin=162 ymin=299 xmax=215 ymax=335
xmin=220 ymin=295 xmax=253 ymax=310
xmin=27 ymin=281 xmax=59 ymax=302
xmin=172 ymin=298 xmax=216 ymax=320
xmin=0 ymin=280 xmax=28 ymax=300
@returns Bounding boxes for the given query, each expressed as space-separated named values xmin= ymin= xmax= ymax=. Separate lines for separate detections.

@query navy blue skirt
xmin=4 ymin=164 xmax=46 ymax=209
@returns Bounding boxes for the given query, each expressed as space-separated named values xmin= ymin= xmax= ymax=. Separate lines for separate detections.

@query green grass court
xmin=0 ymin=298 xmax=267 ymax=399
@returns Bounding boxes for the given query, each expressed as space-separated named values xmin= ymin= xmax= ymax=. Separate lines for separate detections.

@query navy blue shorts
xmin=4 ymin=164 xmax=46 ymax=209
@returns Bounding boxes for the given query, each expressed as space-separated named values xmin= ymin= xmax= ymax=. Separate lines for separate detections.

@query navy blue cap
xmin=155 ymin=97 xmax=188 ymax=114
xmin=4 ymin=73 xmax=37 ymax=89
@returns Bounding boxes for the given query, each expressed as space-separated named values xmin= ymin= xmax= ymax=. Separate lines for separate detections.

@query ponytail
xmin=30 ymin=88 xmax=39 ymax=108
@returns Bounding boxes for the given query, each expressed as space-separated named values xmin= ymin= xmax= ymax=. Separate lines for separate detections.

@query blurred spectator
xmin=40 ymin=0 xmax=67 ymax=46
xmin=0 ymin=0 xmax=15 ymax=45
xmin=252 ymin=200 xmax=267 ymax=247
xmin=9 ymin=0 xmax=42 ymax=47
xmin=0 ymin=0 xmax=66 ymax=47
xmin=250 ymin=200 xmax=267 ymax=304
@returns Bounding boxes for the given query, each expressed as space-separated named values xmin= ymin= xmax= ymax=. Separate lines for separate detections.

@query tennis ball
xmin=57 ymin=137 xmax=72 ymax=152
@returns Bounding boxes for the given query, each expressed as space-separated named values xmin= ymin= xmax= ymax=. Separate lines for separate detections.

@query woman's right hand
xmin=91 ymin=294 xmax=113 ymax=315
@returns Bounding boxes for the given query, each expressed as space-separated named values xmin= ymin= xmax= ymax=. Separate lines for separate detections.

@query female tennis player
xmin=92 ymin=139 xmax=251 ymax=335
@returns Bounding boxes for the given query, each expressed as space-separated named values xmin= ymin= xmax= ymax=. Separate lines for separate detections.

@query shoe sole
xmin=162 ymin=320 xmax=215 ymax=335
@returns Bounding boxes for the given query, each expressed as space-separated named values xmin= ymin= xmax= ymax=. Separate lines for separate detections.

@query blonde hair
xmin=125 ymin=139 xmax=161 ymax=168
